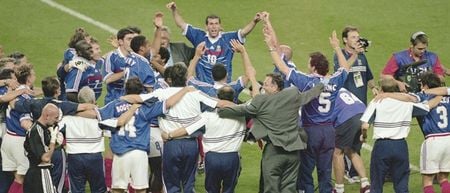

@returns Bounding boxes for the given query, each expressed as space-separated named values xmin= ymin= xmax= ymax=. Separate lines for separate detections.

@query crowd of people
xmin=0 ymin=2 xmax=449 ymax=193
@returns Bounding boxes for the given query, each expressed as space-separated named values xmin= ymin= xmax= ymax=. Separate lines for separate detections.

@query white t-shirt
xmin=60 ymin=116 xmax=105 ymax=154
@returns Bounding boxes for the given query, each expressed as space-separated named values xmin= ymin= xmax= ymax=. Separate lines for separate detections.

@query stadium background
xmin=1 ymin=0 xmax=449 ymax=192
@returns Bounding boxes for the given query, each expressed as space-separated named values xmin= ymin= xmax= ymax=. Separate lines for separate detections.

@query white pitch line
xmin=362 ymin=143 xmax=420 ymax=171
xmin=40 ymin=0 xmax=118 ymax=34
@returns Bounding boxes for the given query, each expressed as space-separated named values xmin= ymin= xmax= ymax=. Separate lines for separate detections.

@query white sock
xmin=335 ymin=183 xmax=344 ymax=193
xmin=361 ymin=177 xmax=370 ymax=187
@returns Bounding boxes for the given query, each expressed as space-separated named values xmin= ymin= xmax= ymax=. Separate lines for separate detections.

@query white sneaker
xmin=344 ymin=174 xmax=360 ymax=184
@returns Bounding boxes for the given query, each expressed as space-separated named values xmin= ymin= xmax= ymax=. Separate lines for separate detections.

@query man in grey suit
xmin=218 ymin=73 xmax=324 ymax=193
xmin=160 ymin=26 xmax=195 ymax=67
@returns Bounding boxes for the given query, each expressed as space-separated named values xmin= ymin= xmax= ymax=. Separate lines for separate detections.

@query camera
xmin=358 ymin=37 xmax=371 ymax=52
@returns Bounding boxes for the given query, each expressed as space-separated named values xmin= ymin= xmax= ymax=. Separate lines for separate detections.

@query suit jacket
xmin=219 ymin=84 xmax=324 ymax=152
xmin=169 ymin=42 xmax=195 ymax=66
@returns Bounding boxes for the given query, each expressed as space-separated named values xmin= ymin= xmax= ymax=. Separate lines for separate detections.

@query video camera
xmin=358 ymin=37 xmax=371 ymax=52
xmin=398 ymin=60 xmax=427 ymax=93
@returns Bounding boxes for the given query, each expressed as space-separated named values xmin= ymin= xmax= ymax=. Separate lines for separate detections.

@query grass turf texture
xmin=1 ymin=0 xmax=449 ymax=192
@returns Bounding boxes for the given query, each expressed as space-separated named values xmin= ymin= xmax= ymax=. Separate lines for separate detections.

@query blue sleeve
xmin=13 ymin=99 xmax=33 ymax=113
xmin=187 ymin=78 xmax=217 ymax=97
xmin=63 ymin=49 xmax=75 ymax=64
xmin=57 ymin=65 xmax=67 ymax=81
xmin=140 ymin=101 xmax=164 ymax=121
xmin=98 ymin=101 xmax=117 ymax=121
xmin=185 ymin=25 xmax=206 ymax=47
xmin=230 ymin=79 xmax=244 ymax=95
xmin=59 ymin=101 xmax=79 ymax=115
xmin=65 ymin=69 xmax=82 ymax=92
xmin=330 ymin=69 xmax=349 ymax=90
xmin=141 ymin=63 xmax=156 ymax=88
xmin=288 ymin=70 xmax=309 ymax=90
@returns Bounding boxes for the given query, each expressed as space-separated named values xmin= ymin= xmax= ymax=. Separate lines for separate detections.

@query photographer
xmin=381 ymin=31 xmax=445 ymax=92
xmin=332 ymin=26 xmax=375 ymax=192
xmin=334 ymin=26 xmax=377 ymax=105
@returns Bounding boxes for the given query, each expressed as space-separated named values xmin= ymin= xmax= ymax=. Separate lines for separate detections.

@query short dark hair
xmin=217 ymin=86 xmax=235 ymax=102
xmin=117 ymin=26 xmax=140 ymax=40
xmin=130 ymin=35 xmax=147 ymax=53
xmin=419 ymin=72 xmax=441 ymax=89
xmin=309 ymin=52 xmax=329 ymax=76
xmin=15 ymin=63 xmax=33 ymax=85
xmin=0 ymin=69 xmax=14 ymax=80
xmin=159 ymin=47 xmax=170 ymax=64
xmin=68 ymin=27 xmax=90 ymax=48
xmin=212 ymin=64 xmax=227 ymax=81
xmin=74 ymin=40 xmax=93 ymax=60
xmin=380 ymin=78 xmax=400 ymax=93
xmin=342 ymin=26 xmax=358 ymax=45
xmin=165 ymin=64 xmax=187 ymax=87
xmin=205 ymin=14 xmax=221 ymax=25
xmin=0 ymin=57 xmax=15 ymax=69
xmin=42 ymin=76 xmax=60 ymax=97
xmin=266 ymin=73 xmax=284 ymax=91
xmin=125 ymin=77 xmax=144 ymax=95
xmin=410 ymin=31 xmax=428 ymax=46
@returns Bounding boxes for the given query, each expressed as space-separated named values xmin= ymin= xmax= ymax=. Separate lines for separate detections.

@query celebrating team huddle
xmin=1 ymin=2 xmax=450 ymax=193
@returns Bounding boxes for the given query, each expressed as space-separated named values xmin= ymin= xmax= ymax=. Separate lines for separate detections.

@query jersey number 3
xmin=436 ymin=106 xmax=448 ymax=129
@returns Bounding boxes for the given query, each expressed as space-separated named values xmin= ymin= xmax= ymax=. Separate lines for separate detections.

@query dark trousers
xmin=370 ymin=139 xmax=409 ymax=193
xmin=0 ymin=138 xmax=14 ymax=193
xmin=148 ymin=156 xmax=163 ymax=193
xmin=67 ymin=153 xmax=106 ymax=193
xmin=261 ymin=143 xmax=300 ymax=193
xmin=24 ymin=166 xmax=55 ymax=193
xmin=51 ymin=147 xmax=67 ymax=193
xmin=162 ymin=138 xmax=198 ymax=193
xmin=298 ymin=125 xmax=335 ymax=193
xmin=205 ymin=151 xmax=240 ymax=193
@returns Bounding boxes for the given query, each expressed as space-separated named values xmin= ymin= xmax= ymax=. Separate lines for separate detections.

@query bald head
xmin=280 ymin=45 xmax=293 ymax=61
xmin=217 ymin=86 xmax=235 ymax=102
xmin=40 ymin=103 xmax=60 ymax=126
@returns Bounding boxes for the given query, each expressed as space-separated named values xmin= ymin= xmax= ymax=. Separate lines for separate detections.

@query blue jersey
xmin=125 ymin=53 xmax=156 ymax=91
xmin=98 ymin=99 xmax=165 ymax=155
xmin=0 ymin=86 xmax=9 ymax=123
xmin=333 ymin=88 xmax=366 ymax=127
xmin=185 ymin=25 xmax=243 ymax=84
xmin=57 ymin=48 xmax=77 ymax=100
xmin=333 ymin=50 xmax=373 ymax=104
xmin=91 ymin=58 xmax=104 ymax=100
xmin=287 ymin=68 xmax=348 ymax=126
xmin=14 ymin=97 xmax=79 ymax=121
xmin=103 ymin=49 xmax=132 ymax=104
xmin=414 ymin=93 xmax=450 ymax=137
xmin=187 ymin=77 xmax=245 ymax=103
xmin=273 ymin=55 xmax=297 ymax=88
xmin=65 ymin=61 xmax=103 ymax=100
xmin=6 ymin=88 xmax=33 ymax=136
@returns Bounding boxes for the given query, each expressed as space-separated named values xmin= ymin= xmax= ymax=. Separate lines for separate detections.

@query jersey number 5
xmin=318 ymin=92 xmax=331 ymax=113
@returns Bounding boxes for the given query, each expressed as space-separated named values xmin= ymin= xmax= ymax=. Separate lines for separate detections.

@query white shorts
xmin=1 ymin=133 xmax=29 ymax=175
xmin=420 ymin=134 xmax=450 ymax=174
xmin=149 ymin=127 xmax=163 ymax=158
xmin=112 ymin=149 xmax=149 ymax=190
xmin=0 ymin=123 xmax=6 ymax=138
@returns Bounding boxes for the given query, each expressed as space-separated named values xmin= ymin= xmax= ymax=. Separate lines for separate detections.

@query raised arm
xmin=330 ymin=31 xmax=349 ymax=71
xmin=239 ymin=12 xmax=263 ymax=38
xmin=151 ymin=12 xmax=163 ymax=57
xmin=264 ymin=25 xmax=289 ymax=76
xmin=230 ymin=39 xmax=254 ymax=86
xmin=187 ymin=42 xmax=205 ymax=78
xmin=166 ymin=2 xmax=187 ymax=30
